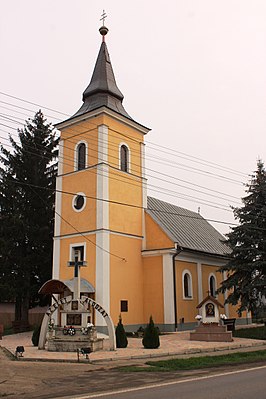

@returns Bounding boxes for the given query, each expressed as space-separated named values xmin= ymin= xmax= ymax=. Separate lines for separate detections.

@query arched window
xmin=120 ymin=144 xmax=129 ymax=172
xmin=77 ymin=143 xmax=86 ymax=170
xmin=183 ymin=271 xmax=192 ymax=298
xmin=209 ymin=275 xmax=217 ymax=297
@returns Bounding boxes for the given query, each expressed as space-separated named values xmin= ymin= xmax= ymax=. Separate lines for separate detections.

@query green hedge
xmin=233 ymin=326 xmax=266 ymax=340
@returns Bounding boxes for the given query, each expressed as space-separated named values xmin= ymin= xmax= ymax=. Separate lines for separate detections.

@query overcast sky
xmin=1 ymin=1 xmax=266 ymax=235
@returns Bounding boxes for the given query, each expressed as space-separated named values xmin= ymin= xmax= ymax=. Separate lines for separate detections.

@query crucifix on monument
xmin=67 ymin=248 xmax=87 ymax=300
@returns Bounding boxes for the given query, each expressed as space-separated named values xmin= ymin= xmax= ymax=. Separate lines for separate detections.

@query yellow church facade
xmin=52 ymin=26 xmax=247 ymax=333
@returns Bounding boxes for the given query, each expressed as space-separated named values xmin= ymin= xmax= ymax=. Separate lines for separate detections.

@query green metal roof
xmin=147 ymin=196 xmax=230 ymax=257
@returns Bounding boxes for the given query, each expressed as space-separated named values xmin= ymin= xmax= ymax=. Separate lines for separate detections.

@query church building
xmin=49 ymin=24 xmax=246 ymax=333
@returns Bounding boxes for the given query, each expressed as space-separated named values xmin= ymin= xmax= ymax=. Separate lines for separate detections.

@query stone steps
xmin=190 ymin=323 xmax=233 ymax=342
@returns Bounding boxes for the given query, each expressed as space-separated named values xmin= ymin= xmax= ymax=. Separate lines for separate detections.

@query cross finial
xmin=100 ymin=10 xmax=107 ymax=26
xmin=99 ymin=10 xmax=108 ymax=41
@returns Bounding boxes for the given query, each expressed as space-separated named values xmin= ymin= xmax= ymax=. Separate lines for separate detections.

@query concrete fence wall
xmin=0 ymin=304 xmax=47 ymax=329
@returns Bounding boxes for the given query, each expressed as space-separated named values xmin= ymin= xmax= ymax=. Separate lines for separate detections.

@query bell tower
xmin=52 ymin=22 xmax=150 ymax=331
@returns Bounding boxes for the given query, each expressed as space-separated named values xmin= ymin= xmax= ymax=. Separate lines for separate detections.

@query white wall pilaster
xmin=96 ymin=231 xmax=110 ymax=326
xmin=96 ymin=125 xmax=110 ymax=326
xmin=163 ymin=253 xmax=175 ymax=325
xmin=141 ymin=142 xmax=147 ymax=250
xmin=52 ymin=139 xmax=64 ymax=280
xmin=197 ymin=262 xmax=203 ymax=304
xmin=98 ymin=124 xmax=108 ymax=163
xmin=52 ymin=239 xmax=60 ymax=280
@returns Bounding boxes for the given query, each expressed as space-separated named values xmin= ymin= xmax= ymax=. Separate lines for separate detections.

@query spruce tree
xmin=219 ymin=160 xmax=266 ymax=315
xmin=142 ymin=316 xmax=160 ymax=349
xmin=115 ymin=315 xmax=128 ymax=348
xmin=0 ymin=110 xmax=58 ymax=328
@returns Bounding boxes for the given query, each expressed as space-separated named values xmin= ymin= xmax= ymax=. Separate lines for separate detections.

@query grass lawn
xmin=3 ymin=326 xmax=14 ymax=336
xmin=119 ymin=327 xmax=266 ymax=372
xmin=119 ymin=350 xmax=266 ymax=372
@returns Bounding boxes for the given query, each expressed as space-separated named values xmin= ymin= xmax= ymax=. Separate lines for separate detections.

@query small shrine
xmin=38 ymin=249 xmax=116 ymax=352
xmin=190 ymin=294 xmax=233 ymax=342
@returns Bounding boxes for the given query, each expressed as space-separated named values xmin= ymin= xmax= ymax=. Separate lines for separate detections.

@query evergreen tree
xmin=0 ymin=110 xmax=58 ymax=328
xmin=115 ymin=315 xmax=128 ymax=348
xmin=219 ymin=160 xmax=266 ymax=315
xmin=142 ymin=316 xmax=160 ymax=349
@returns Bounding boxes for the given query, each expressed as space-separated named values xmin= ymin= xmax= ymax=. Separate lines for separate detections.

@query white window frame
xmin=74 ymin=140 xmax=88 ymax=171
xmin=118 ymin=142 xmax=131 ymax=173
xmin=72 ymin=192 xmax=86 ymax=213
xmin=69 ymin=242 xmax=87 ymax=262
xmin=182 ymin=269 xmax=193 ymax=300
xmin=209 ymin=273 xmax=217 ymax=298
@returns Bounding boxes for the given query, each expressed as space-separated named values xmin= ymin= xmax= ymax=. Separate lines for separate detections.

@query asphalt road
xmin=72 ymin=365 xmax=266 ymax=399
xmin=1 ymin=346 xmax=266 ymax=399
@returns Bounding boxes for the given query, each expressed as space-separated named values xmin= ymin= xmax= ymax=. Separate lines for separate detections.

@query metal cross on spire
xmin=100 ymin=10 xmax=107 ymax=26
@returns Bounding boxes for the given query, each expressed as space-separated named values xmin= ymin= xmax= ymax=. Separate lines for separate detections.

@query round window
xmin=74 ymin=195 xmax=85 ymax=211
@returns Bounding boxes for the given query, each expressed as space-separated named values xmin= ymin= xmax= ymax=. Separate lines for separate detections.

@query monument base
xmin=190 ymin=323 xmax=233 ymax=342
xmin=47 ymin=326 xmax=104 ymax=352
xmin=47 ymin=338 xmax=104 ymax=352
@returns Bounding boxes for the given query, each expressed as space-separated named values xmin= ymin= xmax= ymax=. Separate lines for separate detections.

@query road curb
xmin=2 ymin=341 xmax=266 ymax=365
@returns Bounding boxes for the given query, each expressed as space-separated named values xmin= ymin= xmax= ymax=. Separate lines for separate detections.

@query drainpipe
xmin=172 ymin=245 xmax=183 ymax=331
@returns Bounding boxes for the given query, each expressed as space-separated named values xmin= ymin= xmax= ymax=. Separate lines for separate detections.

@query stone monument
xmin=38 ymin=249 xmax=116 ymax=351
xmin=190 ymin=294 xmax=233 ymax=342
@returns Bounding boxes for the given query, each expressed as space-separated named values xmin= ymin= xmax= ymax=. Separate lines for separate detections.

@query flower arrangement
xmin=195 ymin=315 xmax=202 ymax=321
xmin=81 ymin=327 xmax=89 ymax=335
xmin=63 ymin=325 xmax=76 ymax=336
xmin=48 ymin=318 xmax=55 ymax=331
xmin=68 ymin=326 xmax=76 ymax=336
xmin=220 ymin=314 xmax=227 ymax=320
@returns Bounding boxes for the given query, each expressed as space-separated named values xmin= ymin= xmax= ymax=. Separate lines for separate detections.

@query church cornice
xmin=142 ymin=248 xmax=177 ymax=257
xmin=54 ymin=228 xmax=143 ymax=240
xmin=57 ymin=161 xmax=147 ymax=181
xmin=55 ymin=107 xmax=150 ymax=135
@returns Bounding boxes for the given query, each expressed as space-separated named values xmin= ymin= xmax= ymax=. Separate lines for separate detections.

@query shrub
xmin=31 ymin=324 xmax=41 ymax=346
xmin=115 ymin=315 xmax=128 ymax=348
xmin=136 ymin=326 xmax=144 ymax=337
xmin=142 ymin=316 xmax=160 ymax=349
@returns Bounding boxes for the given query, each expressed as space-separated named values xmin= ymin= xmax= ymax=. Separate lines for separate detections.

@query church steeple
xmin=71 ymin=24 xmax=132 ymax=120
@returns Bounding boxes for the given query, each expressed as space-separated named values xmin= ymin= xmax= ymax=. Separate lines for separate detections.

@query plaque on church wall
xmin=71 ymin=301 xmax=78 ymax=311
xmin=67 ymin=313 xmax=81 ymax=325
xmin=205 ymin=302 xmax=215 ymax=317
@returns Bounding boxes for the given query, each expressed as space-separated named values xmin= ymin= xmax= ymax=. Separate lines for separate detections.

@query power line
xmin=0 ymin=93 xmax=251 ymax=214
xmin=0 ymin=91 xmax=69 ymax=116
xmin=0 ymin=99 xmax=62 ymax=121
xmin=26 ymin=184 xmax=126 ymax=262
xmin=3 ymin=165 xmax=266 ymax=232
xmin=0 ymin=91 xmax=247 ymax=178
xmin=2 ymin=176 xmax=237 ymax=227
xmin=0 ymin=135 xmax=239 ymax=211
xmin=0 ymin=115 xmax=243 ymax=205
xmin=0 ymin=117 xmax=246 ymax=215
xmin=146 ymin=141 xmax=247 ymax=178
